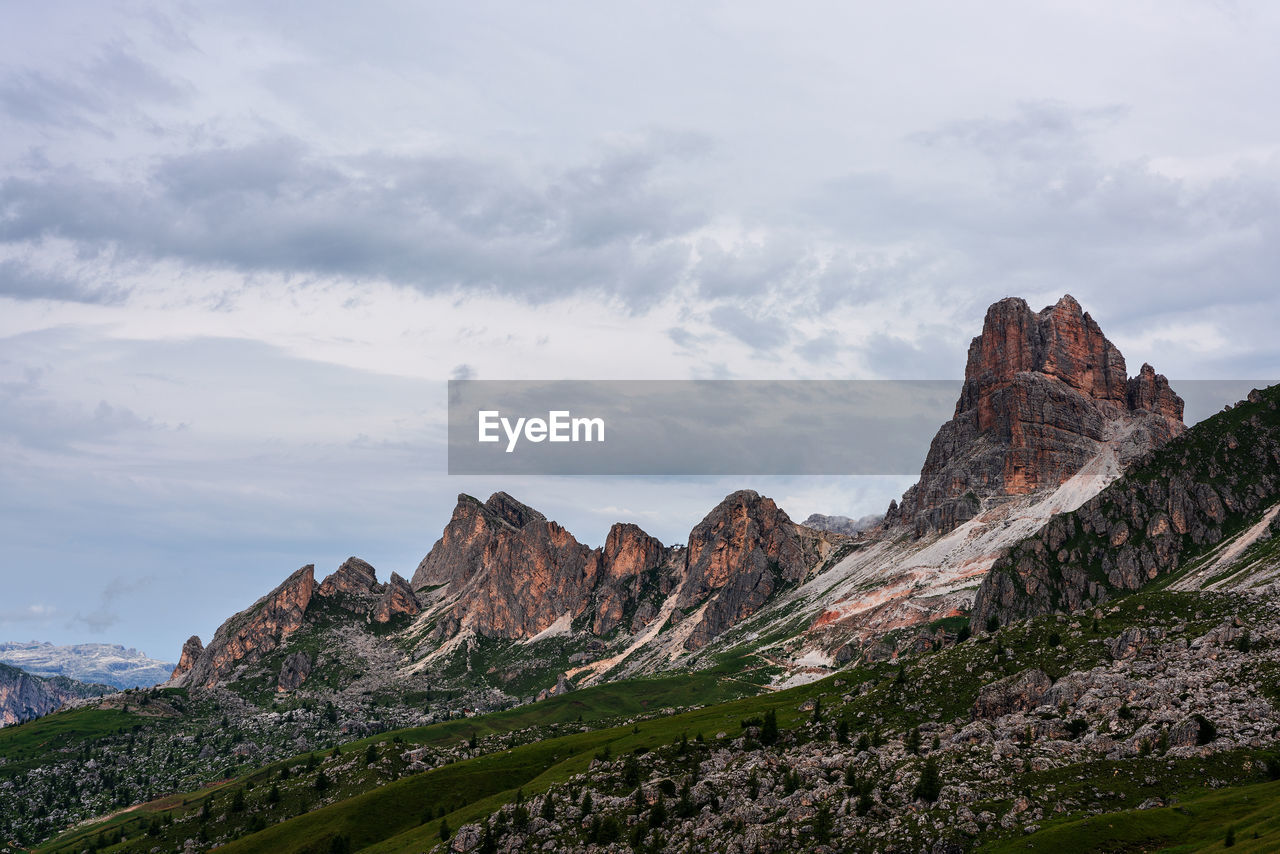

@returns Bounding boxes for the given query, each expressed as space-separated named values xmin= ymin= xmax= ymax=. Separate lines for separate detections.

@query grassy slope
xmin=982 ymin=778 xmax=1280 ymax=853
xmin=31 ymin=666 xmax=763 ymax=854
xmin=0 ymin=707 xmax=141 ymax=777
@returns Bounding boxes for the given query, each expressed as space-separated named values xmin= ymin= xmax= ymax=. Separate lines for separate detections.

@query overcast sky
xmin=3 ymin=1 xmax=1279 ymax=662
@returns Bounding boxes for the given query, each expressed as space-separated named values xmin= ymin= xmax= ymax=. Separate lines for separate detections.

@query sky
xmin=2 ymin=1 xmax=1280 ymax=662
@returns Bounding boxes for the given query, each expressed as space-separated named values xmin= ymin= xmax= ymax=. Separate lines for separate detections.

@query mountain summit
xmin=887 ymin=295 xmax=1184 ymax=535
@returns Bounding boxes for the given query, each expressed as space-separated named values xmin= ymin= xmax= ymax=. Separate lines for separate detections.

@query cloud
xmin=0 ymin=135 xmax=708 ymax=311
xmin=0 ymin=43 xmax=187 ymax=131
xmin=0 ymin=258 xmax=127 ymax=304
xmin=74 ymin=576 xmax=154 ymax=634
xmin=707 ymin=304 xmax=789 ymax=351
xmin=0 ymin=603 xmax=57 ymax=622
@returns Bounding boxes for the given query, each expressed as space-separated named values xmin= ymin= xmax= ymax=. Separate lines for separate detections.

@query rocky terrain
xmin=0 ymin=661 xmax=113 ymax=726
xmin=0 ymin=641 xmax=173 ymax=690
xmin=974 ymin=384 xmax=1280 ymax=627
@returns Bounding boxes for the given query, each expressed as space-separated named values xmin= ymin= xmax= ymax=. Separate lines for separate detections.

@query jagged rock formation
xmin=317 ymin=557 xmax=379 ymax=598
xmin=887 ymin=295 xmax=1184 ymax=536
xmin=412 ymin=489 xmax=832 ymax=662
xmin=169 ymin=636 xmax=204 ymax=681
xmin=277 ymin=651 xmax=312 ymax=691
xmin=173 ymin=565 xmax=315 ymax=689
xmin=587 ymin=523 xmax=669 ymax=636
xmin=0 ymin=662 xmax=114 ymax=726
xmin=0 ymin=641 xmax=174 ymax=690
xmin=415 ymin=492 xmax=598 ymax=640
xmin=679 ymin=491 xmax=826 ymax=650
xmin=973 ymin=385 xmax=1280 ymax=625
xmin=373 ymin=572 xmax=421 ymax=623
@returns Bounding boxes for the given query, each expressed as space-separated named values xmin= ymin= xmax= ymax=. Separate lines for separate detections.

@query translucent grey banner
xmin=447 ymin=379 xmax=1276 ymax=476
xmin=449 ymin=380 xmax=959 ymax=475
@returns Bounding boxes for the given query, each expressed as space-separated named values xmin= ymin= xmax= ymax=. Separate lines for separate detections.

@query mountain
xmin=688 ymin=295 xmax=1186 ymax=669
xmin=0 ymin=641 xmax=174 ymax=690
xmin=885 ymin=295 xmax=1183 ymax=536
xmin=0 ymin=661 xmax=115 ymax=726
xmin=974 ymin=383 xmax=1280 ymax=626
xmin=161 ymin=294 xmax=1187 ymax=702
xmin=168 ymin=489 xmax=840 ymax=702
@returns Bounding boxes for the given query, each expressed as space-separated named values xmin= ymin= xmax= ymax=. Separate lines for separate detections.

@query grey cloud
xmin=665 ymin=326 xmax=699 ymax=349
xmin=794 ymin=332 xmax=840 ymax=364
xmin=707 ymin=305 xmax=789 ymax=351
xmin=0 ymin=44 xmax=187 ymax=131
xmin=0 ymin=258 xmax=127 ymax=304
xmin=0 ymin=365 xmax=157 ymax=453
xmin=74 ymin=576 xmax=154 ymax=634
xmin=0 ymin=135 xmax=707 ymax=310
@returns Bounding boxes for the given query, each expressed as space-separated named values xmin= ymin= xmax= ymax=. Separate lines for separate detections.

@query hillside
xmin=974 ymin=384 xmax=1280 ymax=626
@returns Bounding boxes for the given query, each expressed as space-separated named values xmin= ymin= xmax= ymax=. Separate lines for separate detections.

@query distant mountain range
xmin=0 ymin=662 xmax=114 ymax=726
xmin=0 ymin=641 xmax=173 ymax=690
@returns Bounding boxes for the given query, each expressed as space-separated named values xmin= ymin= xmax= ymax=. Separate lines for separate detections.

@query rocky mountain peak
xmin=678 ymin=489 xmax=826 ymax=650
xmin=172 ymin=565 xmax=315 ymax=689
xmin=484 ymin=491 xmax=546 ymax=529
xmin=888 ymin=295 xmax=1185 ymax=536
xmin=317 ymin=557 xmax=379 ymax=597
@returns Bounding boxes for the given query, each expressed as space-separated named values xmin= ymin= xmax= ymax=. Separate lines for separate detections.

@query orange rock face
xmin=679 ymin=490 xmax=826 ymax=650
xmin=177 ymin=565 xmax=315 ymax=688
xmin=588 ymin=523 xmax=668 ymax=635
xmin=888 ymin=295 xmax=1185 ymax=536
xmin=372 ymin=572 xmax=421 ymax=623
xmin=168 ymin=635 xmax=204 ymax=681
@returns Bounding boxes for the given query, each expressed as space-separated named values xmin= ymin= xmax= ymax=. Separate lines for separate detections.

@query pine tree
xmin=813 ymin=803 xmax=833 ymax=843
xmin=649 ymin=793 xmax=667 ymax=828
xmin=761 ymin=708 xmax=779 ymax=746
xmin=912 ymin=757 xmax=942 ymax=802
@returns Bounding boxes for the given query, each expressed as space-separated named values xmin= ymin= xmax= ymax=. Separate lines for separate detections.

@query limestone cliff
xmin=887 ymin=295 xmax=1184 ymax=536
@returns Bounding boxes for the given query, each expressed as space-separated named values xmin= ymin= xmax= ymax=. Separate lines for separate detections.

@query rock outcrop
xmin=276 ymin=651 xmax=312 ymax=691
xmin=887 ymin=296 xmax=1184 ymax=537
xmin=317 ymin=557 xmax=379 ymax=598
xmin=973 ymin=384 xmax=1280 ymax=626
xmin=373 ymin=572 xmax=421 ymax=623
xmin=415 ymin=493 xmax=596 ymax=640
xmin=411 ymin=490 xmax=830 ymax=652
xmin=174 ymin=565 xmax=316 ymax=689
xmin=169 ymin=636 xmax=204 ymax=681
xmin=588 ymin=523 xmax=670 ymax=635
xmin=679 ymin=490 xmax=826 ymax=650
